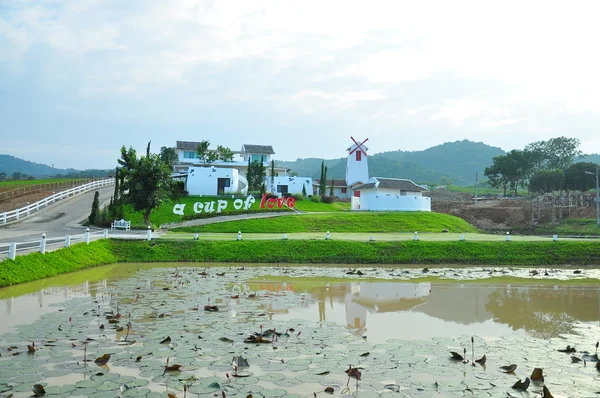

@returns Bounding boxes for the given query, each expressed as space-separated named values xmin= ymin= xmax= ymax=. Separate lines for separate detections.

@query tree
xmin=525 ymin=137 xmax=582 ymax=171
xmin=484 ymin=150 xmax=530 ymax=196
xmin=88 ymin=191 xmax=100 ymax=225
xmin=319 ymin=161 xmax=328 ymax=197
xmin=564 ymin=162 xmax=599 ymax=191
xmin=246 ymin=158 xmax=253 ymax=191
xmin=0 ymin=172 xmax=6 ymax=181
xmin=529 ymin=170 xmax=564 ymax=193
xmin=440 ymin=176 xmax=452 ymax=186
xmin=270 ymin=160 xmax=276 ymax=193
xmin=159 ymin=146 xmax=178 ymax=169
xmin=12 ymin=171 xmax=23 ymax=180
xmin=119 ymin=143 xmax=173 ymax=225
xmin=329 ymin=179 xmax=334 ymax=197
xmin=302 ymin=184 xmax=307 ymax=197
xmin=196 ymin=140 xmax=218 ymax=165
xmin=217 ymin=145 xmax=234 ymax=162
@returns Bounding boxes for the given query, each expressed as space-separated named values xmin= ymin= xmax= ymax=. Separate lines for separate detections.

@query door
xmin=217 ymin=178 xmax=230 ymax=194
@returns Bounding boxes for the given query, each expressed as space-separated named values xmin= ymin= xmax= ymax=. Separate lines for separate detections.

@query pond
xmin=1 ymin=263 xmax=600 ymax=397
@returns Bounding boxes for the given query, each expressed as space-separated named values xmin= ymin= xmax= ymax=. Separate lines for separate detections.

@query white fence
xmin=0 ymin=227 xmax=153 ymax=261
xmin=0 ymin=178 xmax=115 ymax=225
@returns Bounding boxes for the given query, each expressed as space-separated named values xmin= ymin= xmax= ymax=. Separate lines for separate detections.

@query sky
xmin=2 ymin=0 xmax=600 ymax=169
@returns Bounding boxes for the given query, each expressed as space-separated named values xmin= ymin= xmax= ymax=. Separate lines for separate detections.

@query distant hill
xmin=0 ymin=154 xmax=110 ymax=178
xmin=278 ymin=140 xmax=506 ymax=186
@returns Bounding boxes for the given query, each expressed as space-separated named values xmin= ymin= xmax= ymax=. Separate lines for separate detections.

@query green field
xmin=0 ymin=178 xmax=89 ymax=190
xmin=531 ymin=218 xmax=600 ymax=236
xmin=169 ymin=212 xmax=478 ymax=233
xmin=122 ymin=196 xmax=351 ymax=227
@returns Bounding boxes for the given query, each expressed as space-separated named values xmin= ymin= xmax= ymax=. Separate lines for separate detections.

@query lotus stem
xmin=471 ymin=336 xmax=474 ymax=362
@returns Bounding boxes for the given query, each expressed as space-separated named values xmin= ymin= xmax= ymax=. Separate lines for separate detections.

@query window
xmin=341 ymin=187 xmax=347 ymax=194
xmin=183 ymin=151 xmax=197 ymax=159
xmin=277 ymin=185 xmax=288 ymax=194
xmin=251 ymin=154 xmax=265 ymax=162
xmin=356 ymin=151 xmax=362 ymax=161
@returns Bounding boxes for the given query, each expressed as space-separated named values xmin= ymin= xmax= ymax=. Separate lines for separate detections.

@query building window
xmin=183 ymin=151 xmax=197 ymax=159
xmin=356 ymin=151 xmax=362 ymax=161
xmin=341 ymin=187 xmax=347 ymax=194
xmin=251 ymin=154 xmax=265 ymax=162
xmin=277 ymin=185 xmax=288 ymax=194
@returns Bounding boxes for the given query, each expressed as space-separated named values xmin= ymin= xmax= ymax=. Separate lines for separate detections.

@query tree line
xmin=484 ymin=136 xmax=598 ymax=196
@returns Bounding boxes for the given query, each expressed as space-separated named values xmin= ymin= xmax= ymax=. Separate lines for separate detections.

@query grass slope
xmin=294 ymin=200 xmax=351 ymax=212
xmin=170 ymin=212 xmax=478 ymax=233
xmin=0 ymin=240 xmax=116 ymax=286
xmin=532 ymin=218 xmax=600 ymax=236
xmin=111 ymin=240 xmax=600 ymax=266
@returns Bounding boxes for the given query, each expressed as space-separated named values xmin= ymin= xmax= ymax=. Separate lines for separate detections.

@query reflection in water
xmin=2 ymin=271 xmax=600 ymax=342
xmin=253 ymin=280 xmax=600 ymax=340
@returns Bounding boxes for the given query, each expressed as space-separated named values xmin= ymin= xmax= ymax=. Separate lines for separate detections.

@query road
xmin=0 ymin=186 xmax=115 ymax=244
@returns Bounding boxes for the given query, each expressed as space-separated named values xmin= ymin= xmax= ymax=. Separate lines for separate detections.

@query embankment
xmin=1 ymin=239 xmax=599 ymax=287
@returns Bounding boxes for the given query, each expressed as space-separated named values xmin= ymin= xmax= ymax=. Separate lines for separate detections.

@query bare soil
xmin=427 ymin=189 xmax=597 ymax=232
xmin=0 ymin=190 xmax=58 ymax=213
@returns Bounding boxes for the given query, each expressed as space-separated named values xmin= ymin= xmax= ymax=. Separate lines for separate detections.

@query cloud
xmin=2 ymin=0 xmax=600 ymax=168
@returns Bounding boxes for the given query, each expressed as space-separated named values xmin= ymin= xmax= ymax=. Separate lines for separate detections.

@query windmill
xmin=346 ymin=137 xmax=370 ymax=189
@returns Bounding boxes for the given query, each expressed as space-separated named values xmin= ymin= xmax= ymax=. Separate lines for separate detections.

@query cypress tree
xmin=329 ymin=179 xmax=334 ymax=197
xmin=246 ymin=158 xmax=253 ymax=191
xmin=302 ymin=184 xmax=307 ymax=197
xmin=89 ymin=191 xmax=100 ymax=225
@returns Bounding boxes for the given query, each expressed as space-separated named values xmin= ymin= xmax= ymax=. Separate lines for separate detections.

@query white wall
xmin=269 ymin=176 xmax=313 ymax=195
xmin=358 ymin=189 xmax=431 ymax=211
xmin=186 ymin=167 xmax=247 ymax=195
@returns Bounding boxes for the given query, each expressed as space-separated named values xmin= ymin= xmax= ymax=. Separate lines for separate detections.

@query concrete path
xmin=0 ymin=186 xmax=115 ymax=244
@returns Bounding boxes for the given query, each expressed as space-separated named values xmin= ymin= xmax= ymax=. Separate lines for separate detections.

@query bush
xmin=292 ymin=194 xmax=304 ymax=201
xmin=310 ymin=195 xmax=321 ymax=203
xmin=321 ymin=195 xmax=334 ymax=204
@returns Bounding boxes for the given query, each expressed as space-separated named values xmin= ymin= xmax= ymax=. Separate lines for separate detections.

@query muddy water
xmin=0 ymin=263 xmax=600 ymax=397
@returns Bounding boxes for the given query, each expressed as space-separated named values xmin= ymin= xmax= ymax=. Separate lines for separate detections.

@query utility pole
xmin=475 ymin=172 xmax=478 ymax=205
xmin=584 ymin=165 xmax=599 ymax=227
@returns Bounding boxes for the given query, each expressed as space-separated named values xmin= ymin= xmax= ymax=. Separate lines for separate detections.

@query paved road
xmin=0 ymin=186 xmax=115 ymax=244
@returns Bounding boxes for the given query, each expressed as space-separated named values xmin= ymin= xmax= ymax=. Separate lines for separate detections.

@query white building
xmin=173 ymin=141 xmax=310 ymax=196
xmin=353 ymin=177 xmax=431 ymax=211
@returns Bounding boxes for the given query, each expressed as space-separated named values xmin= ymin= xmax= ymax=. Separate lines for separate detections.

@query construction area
xmin=428 ymin=189 xmax=598 ymax=233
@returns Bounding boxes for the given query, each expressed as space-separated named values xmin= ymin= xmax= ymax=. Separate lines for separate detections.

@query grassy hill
xmin=170 ymin=212 xmax=478 ymax=233
xmin=278 ymin=139 xmax=506 ymax=186
xmin=0 ymin=154 xmax=110 ymax=178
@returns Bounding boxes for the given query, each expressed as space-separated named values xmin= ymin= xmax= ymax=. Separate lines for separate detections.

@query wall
xmin=345 ymin=144 xmax=369 ymax=187
xmin=186 ymin=167 xmax=246 ymax=196
xmin=269 ymin=176 xmax=313 ymax=195
xmin=359 ymin=189 xmax=431 ymax=211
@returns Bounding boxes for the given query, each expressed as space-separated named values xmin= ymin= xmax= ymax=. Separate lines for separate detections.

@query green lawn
xmin=0 ymin=178 xmax=89 ymax=190
xmin=533 ymin=218 xmax=600 ymax=236
xmin=294 ymin=200 xmax=351 ymax=212
xmin=123 ymin=196 xmax=352 ymax=228
xmin=169 ymin=212 xmax=478 ymax=233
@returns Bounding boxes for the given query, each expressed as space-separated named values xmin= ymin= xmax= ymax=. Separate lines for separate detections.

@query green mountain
xmin=0 ymin=154 xmax=109 ymax=178
xmin=278 ymin=140 xmax=507 ymax=186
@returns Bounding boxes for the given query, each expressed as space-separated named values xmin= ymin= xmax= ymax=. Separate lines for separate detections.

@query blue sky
xmin=2 ymin=0 xmax=600 ymax=169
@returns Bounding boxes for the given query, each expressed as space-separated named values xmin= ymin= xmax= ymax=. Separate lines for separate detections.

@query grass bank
xmin=2 ymin=239 xmax=599 ymax=288
xmin=123 ymin=196 xmax=347 ymax=228
xmin=529 ymin=218 xmax=600 ymax=237
xmin=169 ymin=212 xmax=478 ymax=233
xmin=0 ymin=240 xmax=116 ymax=287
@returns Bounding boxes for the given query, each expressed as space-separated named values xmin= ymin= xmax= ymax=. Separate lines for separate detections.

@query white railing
xmin=0 ymin=227 xmax=153 ymax=261
xmin=0 ymin=178 xmax=115 ymax=225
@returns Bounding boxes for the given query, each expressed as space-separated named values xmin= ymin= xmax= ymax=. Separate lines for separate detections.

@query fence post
xmin=2 ymin=212 xmax=5 ymax=224
xmin=8 ymin=243 xmax=16 ymax=260
xmin=36 ymin=202 xmax=40 ymax=211
xmin=65 ymin=235 xmax=71 ymax=248
xmin=26 ymin=203 xmax=30 ymax=216
xmin=413 ymin=232 xmax=419 ymax=241
xmin=147 ymin=226 xmax=152 ymax=241
xmin=506 ymin=232 xmax=511 ymax=242
xmin=16 ymin=209 xmax=19 ymax=221
xmin=194 ymin=233 xmax=199 ymax=240
xmin=325 ymin=231 xmax=331 ymax=240
xmin=85 ymin=228 xmax=90 ymax=244
xmin=40 ymin=233 xmax=46 ymax=254
xmin=104 ymin=229 xmax=108 ymax=239
xmin=237 ymin=231 xmax=242 ymax=241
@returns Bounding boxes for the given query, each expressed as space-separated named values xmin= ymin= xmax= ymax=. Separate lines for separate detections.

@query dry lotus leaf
xmin=160 ymin=336 xmax=171 ymax=344
xmin=32 ymin=384 xmax=46 ymax=396
xmin=543 ymin=385 xmax=554 ymax=398
xmin=475 ymin=355 xmax=486 ymax=364
xmin=500 ymin=364 xmax=517 ymax=373
xmin=324 ymin=386 xmax=334 ymax=394
xmin=449 ymin=351 xmax=464 ymax=361
xmin=511 ymin=377 xmax=530 ymax=391
xmin=94 ymin=354 xmax=110 ymax=366
xmin=530 ymin=367 xmax=544 ymax=382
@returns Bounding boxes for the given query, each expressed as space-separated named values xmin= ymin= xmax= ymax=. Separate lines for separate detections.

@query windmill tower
xmin=346 ymin=137 xmax=369 ymax=189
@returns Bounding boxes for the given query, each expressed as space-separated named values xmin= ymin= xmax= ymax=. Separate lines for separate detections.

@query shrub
xmin=310 ymin=195 xmax=321 ymax=203
xmin=321 ymin=195 xmax=334 ymax=204
xmin=292 ymin=194 xmax=304 ymax=201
